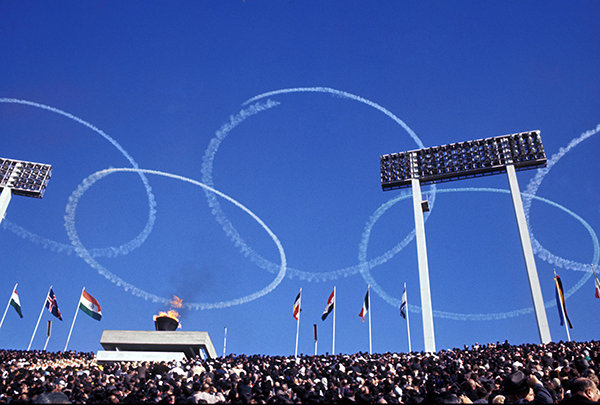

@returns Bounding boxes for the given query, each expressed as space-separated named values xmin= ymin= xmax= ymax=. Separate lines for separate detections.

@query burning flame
xmin=169 ymin=295 xmax=183 ymax=309
xmin=153 ymin=295 xmax=183 ymax=327
xmin=153 ymin=310 xmax=180 ymax=322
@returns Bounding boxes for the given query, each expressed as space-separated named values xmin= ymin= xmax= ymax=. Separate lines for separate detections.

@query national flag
xmin=593 ymin=266 xmax=600 ymax=299
xmin=9 ymin=286 xmax=23 ymax=318
xmin=45 ymin=288 xmax=62 ymax=321
xmin=358 ymin=289 xmax=369 ymax=322
xmin=400 ymin=286 xmax=407 ymax=320
xmin=79 ymin=290 xmax=102 ymax=321
xmin=554 ymin=272 xmax=572 ymax=329
xmin=321 ymin=289 xmax=335 ymax=321
xmin=292 ymin=291 xmax=301 ymax=321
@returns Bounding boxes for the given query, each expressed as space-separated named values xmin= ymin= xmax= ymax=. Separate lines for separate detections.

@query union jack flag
xmin=45 ymin=288 xmax=62 ymax=320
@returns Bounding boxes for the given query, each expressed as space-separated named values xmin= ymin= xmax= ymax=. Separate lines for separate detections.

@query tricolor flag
xmin=321 ymin=289 xmax=335 ymax=321
xmin=554 ymin=273 xmax=573 ymax=329
xmin=593 ymin=266 xmax=600 ymax=299
xmin=9 ymin=286 xmax=23 ymax=318
xmin=358 ymin=289 xmax=369 ymax=322
xmin=79 ymin=290 xmax=102 ymax=321
xmin=292 ymin=291 xmax=301 ymax=321
xmin=400 ymin=287 xmax=407 ymax=320
xmin=45 ymin=288 xmax=62 ymax=321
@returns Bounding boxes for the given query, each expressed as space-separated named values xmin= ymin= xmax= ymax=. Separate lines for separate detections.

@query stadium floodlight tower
xmin=0 ymin=157 xmax=53 ymax=224
xmin=380 ymin=131 xmax=551 ymax=352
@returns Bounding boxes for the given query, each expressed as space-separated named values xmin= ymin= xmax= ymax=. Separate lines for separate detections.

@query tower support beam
xmin=0 ymin=187 xmax=12 ymax=224
xmin=506 ymin=164 xmax=551 ymax=343
xmin=411 ymin=178 xmax=436 ymax=353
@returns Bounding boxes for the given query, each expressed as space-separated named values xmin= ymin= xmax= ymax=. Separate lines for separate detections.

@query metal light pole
xmin=410 ymin=175 xmax=436 ymax=352
xmin=380 ymin=131 xmax=552 ymax=351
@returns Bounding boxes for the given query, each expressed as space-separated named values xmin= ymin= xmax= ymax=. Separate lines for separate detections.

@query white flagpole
xmin=28 ymin=286 xmax=51 ymax=350
xmin=368 ymin=285 xmax=372 ymax=355
xmin=223 ymin=326 xmax=227 ymax=357
xmin=64 ymin=287 xmax=84 ymax=351
xmin=332 ymin=286 xmax=336 ymax=355
xmin=313 ymin=324 xmax=317 ymax=356
xmin=295 ymin=288 xmax=301 ymax=357
xmin=554 ymin=271 xmax=571 ymax=342
xmin=405 ymin=283 xmax=412 ymax=353
xmin=43 ymin=321 xmax=52 ymax=351
xmin=0 ymin=283 xmax=17 ymax=331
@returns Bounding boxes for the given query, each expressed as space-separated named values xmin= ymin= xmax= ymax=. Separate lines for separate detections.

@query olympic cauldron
xmin=154 ymin=310 xmax=180 ymax=331
xmin=97 ymin=313 xmax=217 ymax=362
xmin=154 ymin=315 xmax=179 ymax=331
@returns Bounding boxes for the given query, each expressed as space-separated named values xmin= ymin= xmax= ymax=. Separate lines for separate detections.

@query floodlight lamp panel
xmin=0 ymin=157 xmax=53 ymax=198
xmin=380 ymin=130 xmax=546 ymax=190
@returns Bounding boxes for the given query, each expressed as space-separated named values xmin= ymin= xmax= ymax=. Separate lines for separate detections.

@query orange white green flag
xmin=79 ymin=290 xmax=102 ymax=321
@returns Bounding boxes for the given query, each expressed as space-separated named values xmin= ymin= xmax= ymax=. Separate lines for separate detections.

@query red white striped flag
xmin=593 ymin=266 xmax=600 ymax=299
xmin=292 ymin=291 xmax=301 ymax=321
xmin=321 ymin=289 xmax=335 ymax=321
xmin=358 ymin=289 xmax=369 ymax=322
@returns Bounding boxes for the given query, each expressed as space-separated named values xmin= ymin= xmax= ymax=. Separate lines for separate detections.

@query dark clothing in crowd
xmin=0 ymin=340 xmax=599 ymax=403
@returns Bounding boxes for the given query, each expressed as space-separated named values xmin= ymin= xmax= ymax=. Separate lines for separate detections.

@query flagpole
xmin=332 ymin=286 xmax=336 ymax=355
xmin=554 ymin=271 xmax=571 ymax=342
xmin=223 ymin=326 xmax=227 ymax=357
xmin=64 ymin=287 xmax=84 ymax=352
xmin=368 ymin=285 xmax=372 ymax=355
xmin=43 ymin=321 xmax=52 ymax=351
xmin=405 ymin=283 xmax=412 ymax=353
xmin=295 ymin=288 xmax=302 ymax=357
xmin=0 ymin=283 xmax=17 ymax=331
xmin=313 ymin=324 xmax=317 ymax=356
xmin=28 ymin=286 xmax=51 ymax=350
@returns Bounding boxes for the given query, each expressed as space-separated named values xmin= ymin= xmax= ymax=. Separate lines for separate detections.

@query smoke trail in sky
xmin=1 ymin=220 xmax=74 ymax=254
xmin=0 ymin=98 xmax=157 ymax=258
xmin=7 ymin=96 xmax=595 ymax=320
xmin=203 ymin=89 xmax=437 ymax=282
xmin=64 ymin=167 xmax=287 ymax=310
xmin=244 ymin=87 xmax=426 ymax=149
xmin=358 ymin=187 xmax=598 ymax=321
xmin=523 ymin=123 xmax=600 ymax=272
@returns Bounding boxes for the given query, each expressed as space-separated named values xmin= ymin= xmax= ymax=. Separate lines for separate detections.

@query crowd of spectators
xmin=0 ymin=340 xmax=598 ymax=403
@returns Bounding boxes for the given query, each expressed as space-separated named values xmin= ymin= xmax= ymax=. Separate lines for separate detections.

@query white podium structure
xmin=98 ymin=330 xmax=218 ymax=362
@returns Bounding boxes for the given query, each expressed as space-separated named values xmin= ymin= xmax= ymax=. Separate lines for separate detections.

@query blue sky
xmin=0 ymin=1 xmax=599 ymax=356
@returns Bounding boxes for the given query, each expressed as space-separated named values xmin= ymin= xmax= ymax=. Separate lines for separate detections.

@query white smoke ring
xmin=64 ymin=167 xmax=287 ymax=310
xmin=0 ymin=98 xmax=157 ymax=258
xmin=202 ymin=88 xmax=437 ymax=282
xmin=523 ymin=123 xmax=600 ymax=271
xmin=358 ymin=187 xmax=598 ymax=320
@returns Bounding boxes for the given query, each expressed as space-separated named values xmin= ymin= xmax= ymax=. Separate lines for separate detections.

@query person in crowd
xmin=561 ymin=377 xmax=600 ymax=404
